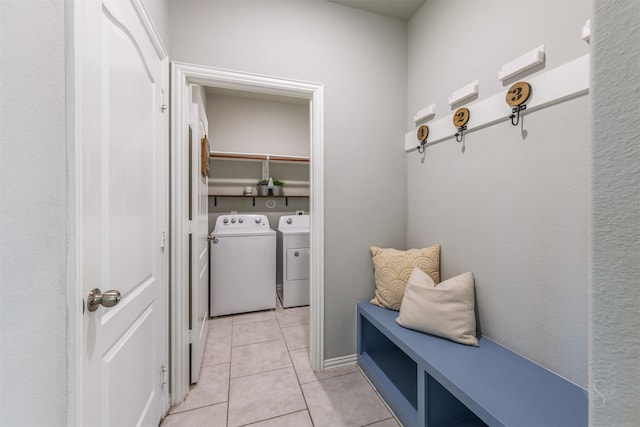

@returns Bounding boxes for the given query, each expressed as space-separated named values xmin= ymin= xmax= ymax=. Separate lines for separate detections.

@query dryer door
xmin=286 ymin=248 xmax=310 ymax=281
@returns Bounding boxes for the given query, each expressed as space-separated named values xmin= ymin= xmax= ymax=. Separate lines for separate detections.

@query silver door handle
xmin=207 ymin=235 xmax=218 ymax=243
xmin=87 ymin=288 xmax=121 ymax=312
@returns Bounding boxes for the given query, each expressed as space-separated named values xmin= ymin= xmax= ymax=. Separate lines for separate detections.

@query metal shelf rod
xmin=209 ymin=151 xmax=309 ymax=163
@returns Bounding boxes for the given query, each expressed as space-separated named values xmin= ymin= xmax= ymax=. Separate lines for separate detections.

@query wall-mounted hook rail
xmin=506 ymin=82 xmax=532 ymax=127
xmin=453 ymin=107 xmax=470 ymax=142
xmin=404 ymin=54 xmax=589 ymax=152
xmin=416 ymin=125 xmax=429 ymax=153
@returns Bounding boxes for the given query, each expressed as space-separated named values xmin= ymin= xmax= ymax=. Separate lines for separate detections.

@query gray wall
xmin=206 ymin=91 xmax=310 ymax=209
xmin=591 ymin=0 xmax=640 ymax=423
xmin=406 ymin=0 xmax=591 ymax=387
xmin=169 ymin=0 xmax=408 ymax=359
xmin=0 ymin=0 xmax=67 ymax=424
xmin=207 ymin=93 xmax=310 ymax=156
xmin=144 ymin=0 xmax=170 ymax=50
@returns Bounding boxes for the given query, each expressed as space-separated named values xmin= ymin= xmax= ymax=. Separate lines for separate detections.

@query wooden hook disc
xmin=506 ymin=81 xmax=531 ymax=107
xmin=453 ymin=107 xmax=470 ymax=128
xmin=417 ymin=125 xmax=429 ymax=142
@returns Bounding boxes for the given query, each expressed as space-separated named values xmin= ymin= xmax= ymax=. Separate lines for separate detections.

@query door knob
xmin=86 ymin=288 xmax=121 ymax=312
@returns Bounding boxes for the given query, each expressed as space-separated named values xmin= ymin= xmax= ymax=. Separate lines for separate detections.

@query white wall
xmin=207 ymin=92 xmax=310 ymax=157
xmin=591 ymin=0 xmax=640 ymax=423
xmin=143 ymin=0 xmax=170 ymax=51
xmin=406 ymin=0 xmax=591 ymax=387
xmin=206 ymin=92 xmax=310 ymax=206
xmin=0 ymin=0 xmax=67 ymax=425
xmin=169 ymin=0 xmax=408 ymax=359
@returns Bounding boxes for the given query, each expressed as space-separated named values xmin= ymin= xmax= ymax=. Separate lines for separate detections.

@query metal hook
xmin=455 ymin=125 xmax=466 ymax=142
xmin=415 ymin=125 xmax=429 ymax=154
xmin=510 ymin=105 xmax=526 ymax=126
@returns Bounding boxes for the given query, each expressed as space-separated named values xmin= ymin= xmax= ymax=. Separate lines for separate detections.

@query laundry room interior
xmin=206 ymin=87 xmax=310 ymax=228
xmin=204 ymin=85 xmax=312 ymax=312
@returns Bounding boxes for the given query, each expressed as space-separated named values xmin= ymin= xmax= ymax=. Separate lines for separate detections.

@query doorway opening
xmin=170 ymin=63 xmax=325 ymax=405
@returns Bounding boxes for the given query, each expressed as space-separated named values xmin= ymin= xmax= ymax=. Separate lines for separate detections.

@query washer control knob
xmin=231 ymin=218 xmax=236 ymax=223
xmin=255 ymin=216 xmax=261 ymax=224
xmin=223 ymin=218 xmax=229 ymax=224
xmin=238 ymin=218 xmax=244 ymax=224
xmin=286 ymin=218 xmax=293 ymax=224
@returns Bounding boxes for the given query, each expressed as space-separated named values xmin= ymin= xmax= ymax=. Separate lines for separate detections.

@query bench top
xmin=358 ymin=301 xmax=588 ymax=427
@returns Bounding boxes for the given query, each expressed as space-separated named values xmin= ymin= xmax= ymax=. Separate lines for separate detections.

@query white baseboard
xmin=323 ymin=353 xmax=358 ymax=370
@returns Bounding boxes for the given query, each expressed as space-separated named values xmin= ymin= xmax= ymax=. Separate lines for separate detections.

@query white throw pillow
xmin=396 ymin=267 xmax=478 ymax=346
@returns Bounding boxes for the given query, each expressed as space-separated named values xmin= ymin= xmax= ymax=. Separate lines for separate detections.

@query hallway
xmin=161 ymin=302 xmax=399 ymax=426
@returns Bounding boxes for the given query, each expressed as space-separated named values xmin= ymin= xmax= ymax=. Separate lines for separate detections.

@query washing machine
xmin=210 ymin=214 xmax=276 ymax=316
xmin=276 ymin=214 xmax=310 ymax=308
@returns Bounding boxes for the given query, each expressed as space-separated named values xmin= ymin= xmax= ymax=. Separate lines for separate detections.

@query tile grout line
xmin=357 ymin=366 xmax=401 ymax=426
xmin=230 ymin=365 xmax=296 ymax=381
xmin=226 ymin=316 xmax=234 ymax=426
xmin=360 ymin=417 xmax=399 ymax=427
xmin=239 ymin=409 xmax=312 ymax=427
xmin=168 ymin=401 xmax=227 ymax=417
xmin=280 ymin=309 xmax=316 ymax=427
xmin=166 ymin=401 xmax=231 ymax=423
xmin=228 ymin=306 xmax=309 ymax=426
xmin=168 ymin=304 xmax=399 ymax=427
xmin=230 ymin=337 xmax=284 ymax=350
xmin=204 ymin=306 xmax=313 ymax=426
xmin=299 ymin=369 xmax=365 ymax=386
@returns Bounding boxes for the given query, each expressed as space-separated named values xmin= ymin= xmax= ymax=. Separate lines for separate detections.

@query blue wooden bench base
xmin=357 ymin=302 xmax=587 ymax=427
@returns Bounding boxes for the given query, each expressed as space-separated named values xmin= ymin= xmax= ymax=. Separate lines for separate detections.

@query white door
xmin=77 ymin=0 xmax=169 ymax=425
xmin=188 ymin=91 xmax=210 ymax=383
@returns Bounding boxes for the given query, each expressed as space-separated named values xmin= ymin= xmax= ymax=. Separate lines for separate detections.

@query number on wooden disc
xmin=417 ymin=125 xmax=429 ymax=142
xmin=453 ymin=108 xmax=470 ymax=127
xmin=506 ymin=82 xmax=531 ymax=107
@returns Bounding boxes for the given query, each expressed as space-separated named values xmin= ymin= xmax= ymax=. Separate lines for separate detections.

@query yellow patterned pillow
xmin=370 ymin=245 xmax=440 ymax=310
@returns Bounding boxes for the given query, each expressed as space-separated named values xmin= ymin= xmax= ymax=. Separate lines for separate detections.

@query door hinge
xmin=161 ymin=229 xmax=168 ymax=249
xmin=187 ymin=330 xmax=193 ymax=344
xmin=160 ymin=88 xmax=168 ymax=112
xmin=161 ymin=364 xmax=168 ymax=388
xmin=187 ymin=220 xmax=194 ymax=234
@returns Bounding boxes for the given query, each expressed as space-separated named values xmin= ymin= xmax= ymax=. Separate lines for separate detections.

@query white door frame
xmin=170 ymin=62 xmax=325 ymax=404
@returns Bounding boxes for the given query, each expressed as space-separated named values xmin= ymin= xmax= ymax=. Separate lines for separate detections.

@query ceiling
xmin=327 ymin=0 xmax=427 ymax=21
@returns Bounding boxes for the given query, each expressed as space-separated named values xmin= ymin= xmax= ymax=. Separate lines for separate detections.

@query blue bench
xmin=357 ymin=301 xmax=588 ymax=426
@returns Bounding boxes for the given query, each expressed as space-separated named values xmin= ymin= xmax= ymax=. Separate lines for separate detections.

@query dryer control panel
xmin=277 ymin=214 xmax=310 ymax=231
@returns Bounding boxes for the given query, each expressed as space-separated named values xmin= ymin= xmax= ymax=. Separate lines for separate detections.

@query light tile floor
xmin=162 ymin=300 xmax=399 ymax=427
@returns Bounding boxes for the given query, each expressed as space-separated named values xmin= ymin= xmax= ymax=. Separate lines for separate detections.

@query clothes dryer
xmin=276 ymin=214 xmax=310 ymax=308
xmin=210 ymin=214 xmax=276 ymax=316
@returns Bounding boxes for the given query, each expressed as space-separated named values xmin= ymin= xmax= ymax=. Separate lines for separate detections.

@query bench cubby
xmin=357 ymin=301 xmax=587 ymax=427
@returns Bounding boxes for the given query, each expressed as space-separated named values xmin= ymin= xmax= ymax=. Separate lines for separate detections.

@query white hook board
xmin=405 ymin=54 xmax=590 ymax=153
